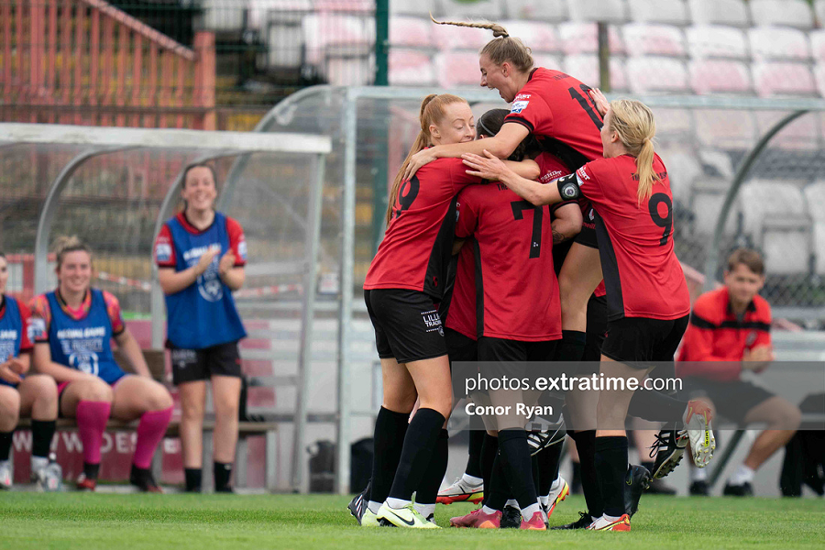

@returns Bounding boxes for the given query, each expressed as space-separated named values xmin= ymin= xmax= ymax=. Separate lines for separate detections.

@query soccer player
xmin=677 ymin=249 xmax=801 ymax=496
xmin=445 ymin=109 xmax=580 ymax=530
xmin=30 ymin=237 xmax=173 ymax=492
xmin=361 ymin=94 xmax=539 ymax=529
xmin=461 ymin=98 xmax=713 ymax=531
xmin=0 ymin=252 xmax=62 ymax=491
xmin=155 ymin=163 xmax=248 ymax=493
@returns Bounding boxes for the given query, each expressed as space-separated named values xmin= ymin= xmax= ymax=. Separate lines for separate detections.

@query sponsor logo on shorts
xmin=510 ymin=100 xmax=529 ymax=114
xmin=421 ymin=309 xmax=443 ymax=335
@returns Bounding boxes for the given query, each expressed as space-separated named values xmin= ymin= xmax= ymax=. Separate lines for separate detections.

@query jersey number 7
xmin=511 ymin=200 xmax=544 ymax=259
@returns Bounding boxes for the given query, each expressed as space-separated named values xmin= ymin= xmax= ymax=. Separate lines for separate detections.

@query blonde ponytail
xmin=606 ymin=99 xmax=659 ymax=204
xmin=430 ymin=14 xmax=534 ymax=73
xmin=385 ymin=94 xmax=469 ymax=226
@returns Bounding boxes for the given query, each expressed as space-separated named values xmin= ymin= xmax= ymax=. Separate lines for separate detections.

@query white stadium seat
xmin=389 ymin=50 xmax=436 ymax=86
xmin=623 ymin=23 xmax=686 ymax=57
xmin=441 ymin=0 xmax=504 ymax=19
xmin=264 ymin=0 xmax=313 ymax=68
xmin=691 ymin=187 xmax=740 ymax=236
xmin=809 ymin=30 xmax=825 ymax=63
xmin=434 ymin=51 xmax=482 ymax=87
xmin=389 ymin=16 xmax=434 ymax=48
xmin=813 ymin=222 xmax=825 ymax=274
xmin=685 ymin=25 xmax=749 ymax=59
xmin=627 ymin=0 xmax=690 ymax=25
xmin=755 ymin=111 xmax=820 ymax=150
xmin=390 ymin=0 xmax=438 ymax=17
xmin=752 ymin=62 xmax=817 ymax=97
xmin=499 ymin=21 xmax=561 ymax=53
xmin=432 ymin=19 xmax=490 ymax=51
xmin=688 ymin=0 xmax=750 ymax=27
xmin=565 ymin=0 xmax=627 ymax=23
xmin=625 ymin=56 xmax=689 ymax=94
xmin=749 ymin=0 xmax=814 ymax=29
xmin=740 ymin=181 xmax=811 ymax=274
xmin=505 ymin=0 xmax=568 ymax=22
xmin=557 ymin=22 xmax=626 ymax=55
xmin=693 ymin=109 xmax=757 ymax=149
xmin=748 ymin=27 xmax=811 ymax=61
xmin=563 ymin=55 xmax=628 ymax=91
xmin=689 ymin=59 xmax=752 ymax=94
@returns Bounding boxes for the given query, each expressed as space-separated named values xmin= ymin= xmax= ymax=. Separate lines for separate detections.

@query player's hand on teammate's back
xmin=195 ymin=246 xmax=221 ymax=276
xmin=404 ymin=148 xmax=438 ymax=181
xmin=218 ymin=250 xmax=236 ymax=276
xmin=462 ymin=150 xmax=508 ymax=181
xmin=588 ymin=88 xmax=609 ymax=117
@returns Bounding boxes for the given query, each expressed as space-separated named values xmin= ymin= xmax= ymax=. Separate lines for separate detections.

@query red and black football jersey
xmin=455 ymin=182 xmax=563 ymax=341
xmin=444 ymin=240 xmax=477 ymax=340
xmin=505 ymin=68 xmax=604 ymax=171
xmin=576 ymin=154 xmax=690 ymax=321
xmin=364 ymin=157 xmax=481 ymax=299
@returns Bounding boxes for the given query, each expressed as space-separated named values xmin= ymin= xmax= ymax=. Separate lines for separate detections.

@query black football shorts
xmin=365 ymin=289 xmax=448 ymax=364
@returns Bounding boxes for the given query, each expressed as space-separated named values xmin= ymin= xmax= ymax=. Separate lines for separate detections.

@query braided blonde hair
xmin=430 ymin=14 xmax=534 ymax=73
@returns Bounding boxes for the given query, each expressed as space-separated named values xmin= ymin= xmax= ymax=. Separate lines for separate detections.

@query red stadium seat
xmin=693 ymin=109 xmax=757 ymax=149
xmin=441 ymin=0 xmax=504 ymax=19
xmin=432 ymin=19 xmax=490 ymax=51
xmin=557 ymin=22 xmax=626 ymax=55
xmin=685 ymin=25 xmax=749 ymax=60
xmin=389 ymin=16 xmax=434 ymax=48
xmin=749 ymin=0 xmax=814 ymax=30
xmin=755 ymin=110 xmax=820 ymax=150
xmin=389 ymin=50 xmax=436 ymax=86
xmin=748 ymin=27 xmax=811 ymax=61
xmin=623 ymin=23 xmax=686 ymax=57
xmin=499 ymin=21 xmax=561 ymax=53
xmin=627 ymin=0 xmax=689 ymax=25
xmin=688 ymin=0 xmax=750 ymax=27
xmin=625 ymin=56 xmax=689 ymax=94
xmin=390 ymin=0 xmax=438 ymax=17
xmin=752 ymin=62 xmax=817 ymax=97
xmin=689 ymin=59 xmax=752 ymax=95
xmin=434 ymin=51 xmax=482 ymax=88
xmin=563 ymin=55 xmax=628 ymax=91
xmin=303 ymin=14 xmax=375 ymax=66
xmin=566 ymin=0 xmax=627 ymax=23
xmin=505 ymin=0 xmax=568 ymax=22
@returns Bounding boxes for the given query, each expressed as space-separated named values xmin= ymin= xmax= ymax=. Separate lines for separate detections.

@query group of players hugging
xmin=348 ymin=16 xmax=716 ymax=532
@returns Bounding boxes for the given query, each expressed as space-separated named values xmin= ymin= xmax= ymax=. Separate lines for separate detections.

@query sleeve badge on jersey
xmin=576 ymin=166 xmax=590 ymax=181
xmin=155 ymin=243 xmax=172 ymax=263
xmin=510 ymin=100 xmax=529 ymax=114
xmin=29 ymin=318 xmax=45 ymax=341
xmin=238 ymin=239 xmax=248 ymax=261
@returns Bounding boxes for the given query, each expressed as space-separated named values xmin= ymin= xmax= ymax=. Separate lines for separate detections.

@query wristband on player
xmin=556 ymin=173 xmax=581 ymax=201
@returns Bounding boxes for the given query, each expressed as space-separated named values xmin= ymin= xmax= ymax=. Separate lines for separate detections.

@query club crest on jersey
xmin=198 ymin=268 xmax=224 ymax=302
xmin=510 ymin=100 xmax=529 ymax=114
xmin=69 ymin=350 xmax=100 ymax=377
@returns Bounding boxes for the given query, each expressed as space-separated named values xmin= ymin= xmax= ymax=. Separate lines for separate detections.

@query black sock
xmin=0 ymin=431 xmax=12 ymax=462
xmin=214 ymin=462 xmax=232 ymax=491
xmin=571 ymin=460 xmax=582 ymax=493
xmin=388 ymin=408 xmax=445 ymax=502
xmin=465 ymin=430 xmax=484 ymax=478
xmin=571 ymin=430 xmax=602 ymax=517
xmin=536 ymin=441 xmax=563 ymax=497
xmin=555 ymin=330 xmax=587 ymax=362
xmin=369 ymin=407 xmax=409 ymax=504
xmin=642 ymin=460 xmax=655 ymax=474
xmin=416 ymin=430 xmax=448 ymax=506
xmin=480 ymin=433 xmax=498 ymax=505
xmin=83 ymin=462 xmax=100 ymax=481
xmin=594 ymin=436 xmax=628 ymax=518
xmin=185 ymin=468 xmax=202 ymax=492
xmin=31 ymin=420 xmax=56 ymax=459
xmin=628 ymin=388 xmax=687 ymax=427
xmin=486 ymin=453 xmax=509 ymax=511
xmin=497 ymin=429 xmax=538 ymax=511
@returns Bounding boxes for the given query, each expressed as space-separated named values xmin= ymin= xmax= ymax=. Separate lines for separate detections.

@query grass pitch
xmin=0 ymin=492 xmax=822 ymax=549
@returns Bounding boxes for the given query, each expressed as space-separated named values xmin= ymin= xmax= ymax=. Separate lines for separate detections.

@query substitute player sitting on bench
xmin=676 ymin=249 xmax=801 ymax=496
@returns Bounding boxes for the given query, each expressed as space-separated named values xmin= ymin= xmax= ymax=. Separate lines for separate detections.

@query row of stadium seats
xmin=392 ymin=0 xmax=825 ymax=29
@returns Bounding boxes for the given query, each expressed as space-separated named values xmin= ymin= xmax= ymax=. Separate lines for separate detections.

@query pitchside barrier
xmin=3 ymin=87 xmax=825 ymax=493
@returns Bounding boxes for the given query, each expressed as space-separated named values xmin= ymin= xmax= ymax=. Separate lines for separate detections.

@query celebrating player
xmin=360 ymin=94 xmax=539 ymax=529
xmin=0 ymin=252 xmax=62 ymax=491
xmin=462 ymin=98 xmax=713 ymax=531
xmin=155 ymin=163 xmax=248 ymax=493
xmin=30 ymin=237 xmax=173 ymax=492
